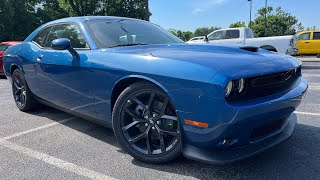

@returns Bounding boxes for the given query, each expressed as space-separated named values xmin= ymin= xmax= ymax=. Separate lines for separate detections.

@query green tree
xmin=168 ymin=29 xmax=194 ymax=41
xmin=0 ymin=0 xmax=40 ymax=41
xmin=229 ymin=21 xmax=246 ymax=28
xmin=194 ymin=26 xmax=220 ymax=36
xmin=251 ymin=7 xmax=299 ymax=37
xmin=306 ymin=26 xmax=318 ymax=31
xmin=63 ymin=0 xmax=151 ymax=20
xmin=0 ymin=0 xmax=152 ymax=42
xmin=36 ymin=0 xmax=69 ymax=24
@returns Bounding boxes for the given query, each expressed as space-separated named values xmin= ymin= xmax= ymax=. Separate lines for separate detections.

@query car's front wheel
xmin=12 ymin=69 xmax=41 ymax=111
xmin=113 ymin=82 xmax=181 ymax=163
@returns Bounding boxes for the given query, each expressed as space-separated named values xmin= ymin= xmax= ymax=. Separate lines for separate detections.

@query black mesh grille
xmin=228 ymin=67 xmax=301 ymax=102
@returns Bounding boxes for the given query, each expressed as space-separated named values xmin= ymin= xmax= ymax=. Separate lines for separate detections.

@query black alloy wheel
xmin=12 ymin=72 xmax=27 ymax=109
xmin=113 ymin=82 xmax=181 ymax=163
xmin=12 ymin=69 xmax=41 ymax=111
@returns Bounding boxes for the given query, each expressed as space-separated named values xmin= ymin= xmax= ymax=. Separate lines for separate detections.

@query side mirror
xmin=204 ymin=35 xmax=209 ymax=43
xmin=52 ymin=38 xmax=71 ymax=50
xmin=51 ymin=38 xmax=79 ymax=59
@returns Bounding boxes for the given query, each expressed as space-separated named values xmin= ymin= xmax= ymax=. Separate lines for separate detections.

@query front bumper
xmin=182 ymin=113 xmax=296 ymax=164
xmin=179 ymin=77 xmax=308 ymax=164
xmin=286 ymin=48 xmax=299 ymax=56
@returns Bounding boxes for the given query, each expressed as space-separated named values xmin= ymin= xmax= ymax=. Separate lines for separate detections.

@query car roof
xmin=46 ymin=16 xmax=146 ymax=25
xmin=297 ymin=30 xmax=320 ymax=35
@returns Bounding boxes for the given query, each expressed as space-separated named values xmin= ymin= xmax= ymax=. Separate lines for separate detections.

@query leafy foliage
xmin=229 ymin=21 xmax=246 ymax=28
xmin=0 ymin=0 xmax=150 ymax=42
xmin=168 ymin=29 xmax=193 ymax=41
xmin=194 ymin=26 xmax=220 ymax=37
xmin=251 ymin=7 xmax=299 ymax=37
xmin=168 ymin=26 xmax=221 ymax=41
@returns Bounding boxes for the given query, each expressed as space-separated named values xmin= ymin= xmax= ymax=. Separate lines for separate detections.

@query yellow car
xmin=296 ymin=30 xmax=320 ymax=55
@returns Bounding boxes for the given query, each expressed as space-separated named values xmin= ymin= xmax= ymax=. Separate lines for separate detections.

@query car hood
xmin=109 ymin=44 xmax=294 ymax=71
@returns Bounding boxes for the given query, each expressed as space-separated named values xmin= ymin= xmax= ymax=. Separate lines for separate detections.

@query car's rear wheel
xmin=12 ymin=69 xmax=41 ymax=111
xmin=113 ymin=82 xmax=181 ymax=163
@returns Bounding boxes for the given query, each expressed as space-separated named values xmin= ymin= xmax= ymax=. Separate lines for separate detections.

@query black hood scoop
xmin=240 ymin=46 xmax=259 ymax=52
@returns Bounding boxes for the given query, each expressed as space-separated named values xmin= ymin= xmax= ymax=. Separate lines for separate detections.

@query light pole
xmin=248 ymin=0 xmax=252 ymax=28
xmin=264 ymin=0 xmax=268 ymax=36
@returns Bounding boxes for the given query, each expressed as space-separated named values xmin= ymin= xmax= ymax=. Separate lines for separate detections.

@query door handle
xmin=305 ymin=42 xmax=310 ymax=44
xmin=36 ymin=55 xmax=44 ymax=61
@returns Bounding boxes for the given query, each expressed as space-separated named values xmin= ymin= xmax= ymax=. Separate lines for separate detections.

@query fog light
xmin=225 ymin=81 xmax=233 ymax=97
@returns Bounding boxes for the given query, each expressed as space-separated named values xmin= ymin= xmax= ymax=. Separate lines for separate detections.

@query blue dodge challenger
xmin=3 ymin=16 xmax=308 ymax=164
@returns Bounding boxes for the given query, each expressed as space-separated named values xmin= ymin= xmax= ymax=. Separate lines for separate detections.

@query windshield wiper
xmin=110 ymin=43 xmax=149 ymax=48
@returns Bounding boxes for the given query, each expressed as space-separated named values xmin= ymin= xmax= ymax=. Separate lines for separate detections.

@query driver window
xmin=298 ymin=33 xmax=310 ymax=40
xmin=44 ymin=24 xmax=88 ymax=49
xmin=208 ymin=31 xmax=224 ymax=41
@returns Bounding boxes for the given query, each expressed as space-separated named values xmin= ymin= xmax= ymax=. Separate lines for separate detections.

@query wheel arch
xmin=10 ymin=64 xmax=23 ymax=75
xmin=111 ymin=75 xmax=171 ymax=112
xmin=260 ymin=45 xmax=278 ymax=52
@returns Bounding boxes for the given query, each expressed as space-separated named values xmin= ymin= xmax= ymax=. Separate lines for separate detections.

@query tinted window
xmin=44 ymin=24 xmax=88 ymax=48
xmin=246 ymin=29 xmax=254 ymax=38
xmin=86 ymin=20 xmax=183 ymax=48
xmin=0 ymin=44 xmax=10 ymax=52
xmin=313 ymin=32 xmax=320 ymax=40
xmin=225 ymin=30 xmax=240 ymax=39
xmin=208 ymin=31 xmax=224 ymax=40
xmin=33 ymin=27 xmax=52 ymax=47
xmin=298 ymin=33 xmax=310 ymax=40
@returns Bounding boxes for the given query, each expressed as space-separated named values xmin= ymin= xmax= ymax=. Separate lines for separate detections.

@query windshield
xmin=86 ymin=19 xmax=184 ymax=48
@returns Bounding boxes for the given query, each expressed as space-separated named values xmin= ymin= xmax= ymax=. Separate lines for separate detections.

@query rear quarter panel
xmin=3 ymin=43 xmax=39 ymax=84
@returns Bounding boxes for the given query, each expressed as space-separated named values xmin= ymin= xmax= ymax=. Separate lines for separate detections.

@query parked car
xmin=186 ymin=36 xmax=205 ymax=43
xmin=188 ymin=28 xmax=294 ymax=54
xmin=0 ymin=41 xmax=21 ymax=75
xmin=294 ymin=30 xmax=320 ymax=56
xmin=3 ymin=16 xmax=307 ymax=164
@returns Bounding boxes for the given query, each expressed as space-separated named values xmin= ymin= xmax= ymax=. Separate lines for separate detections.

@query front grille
xmin=228 ymin=67 xmax=301 ymax=102
xmin=251 ymin=116 xmax=288 ymax=141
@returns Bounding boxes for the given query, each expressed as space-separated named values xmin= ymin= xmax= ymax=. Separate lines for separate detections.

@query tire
xmin=12 ymin=69 xmax=41 ymax=112
xmin=112 ymin=82 xmax=181 ymax=164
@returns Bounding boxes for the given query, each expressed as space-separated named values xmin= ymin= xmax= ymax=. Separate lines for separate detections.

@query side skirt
xmin=34 ymin=96 xmax=113 ymax=129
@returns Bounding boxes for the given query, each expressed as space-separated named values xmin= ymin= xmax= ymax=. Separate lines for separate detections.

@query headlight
xmin=238 ymin=79 xmax=245 ymax=93
xmin=225 ymin=81 xmax=233 ymax=97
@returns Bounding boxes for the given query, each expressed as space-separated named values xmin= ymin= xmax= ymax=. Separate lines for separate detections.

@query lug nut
xmin=145 ymin=123 xmax=148 ymax=127
xmin=152 ymin=127 xmax=155 ymax=130
xmin=157 ymin=121 xmax=160 ymax=125
xmin=152 ymin=113 xmax=156 ymax=117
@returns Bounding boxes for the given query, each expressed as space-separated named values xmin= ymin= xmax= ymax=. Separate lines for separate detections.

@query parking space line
xmin=0 ymin=140 xmax=116 ymax=180
xmin=303 ymin=74 xmax=320 ymax=78
xmin=309 ymin=86 xmax=320 ymax=90
xmin=2 ymin=117 xmax=76 ymax=141
xmin=295 ymin=111 xmax=320 ymax=116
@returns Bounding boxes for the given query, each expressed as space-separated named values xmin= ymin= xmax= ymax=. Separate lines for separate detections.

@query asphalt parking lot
xmin=0 ymin=59 xmax=319 ymax=180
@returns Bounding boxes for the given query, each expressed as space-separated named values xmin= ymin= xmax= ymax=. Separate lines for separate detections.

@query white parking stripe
xmin=2 ymin=117 xmax=77 ymax=141
xmin=309 ymin=86 xmax=320 ymax=90
xmin=0 ymin=140 xmax=116 ymax=180
xmin=295 ymin=111 xmax=320 ymax=116
xmin=303 ymin=74 xmax=320 ymax=78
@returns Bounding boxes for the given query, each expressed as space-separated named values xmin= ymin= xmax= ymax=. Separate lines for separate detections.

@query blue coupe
xmin=3 ymin=16 xmax=308 ymax=164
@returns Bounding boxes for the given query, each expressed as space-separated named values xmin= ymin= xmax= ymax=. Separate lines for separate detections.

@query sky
xmin=149 ymin=0 xmax=319 ymax=31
